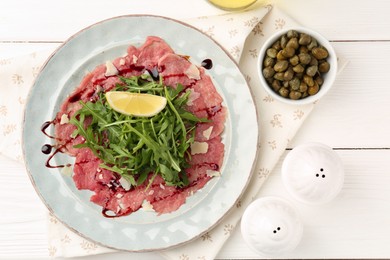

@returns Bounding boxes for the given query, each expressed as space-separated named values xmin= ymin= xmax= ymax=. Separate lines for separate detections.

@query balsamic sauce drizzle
xmin=41 ymin=120 xmax=71 ymax=169
xmin=41 ymin=120 xmax=56 ymax=139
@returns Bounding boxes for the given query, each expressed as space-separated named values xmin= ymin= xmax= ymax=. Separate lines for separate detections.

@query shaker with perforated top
xmin=282 ymin=142 xmax=344 ymax=205
xmin=241 ymin=197 xmax=303 ymax=256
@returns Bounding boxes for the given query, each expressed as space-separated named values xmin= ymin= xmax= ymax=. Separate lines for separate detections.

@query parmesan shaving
xmin=184 ymin=64 xmax=201 ymax=80
xmin=105 ymin=61 xmax=118 ymax=77
xmin=119 ymin=177 xmax=131 ymax=191
xmin=60 ymin=114 xmax=69 ymax=125
xmin=96 ymin=85 xmax=103 ymax=93
xmin=132 ymin=55 xmax=138 ymax=64
xmin=206 ymin=170 xmax=221 ymax=177
xmin=202 ymin=126 xmax=213 ymax=140
xmin=186 ymin=89 xmax=200 ymax=106
xmin=142 ymin=200 xmax=154 ymax=211
xmin=119 ymin=58 xmax=126 ymax=66
xmin=190 ymin=141 xmax=209 ymax=155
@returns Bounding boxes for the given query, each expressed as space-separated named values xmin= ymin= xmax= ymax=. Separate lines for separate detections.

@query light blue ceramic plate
xmin=23 ymin=15 xmax=258 ymax=251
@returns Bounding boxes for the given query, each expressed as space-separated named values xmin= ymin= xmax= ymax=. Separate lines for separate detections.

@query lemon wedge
xmin=106 ymin=91 xmax=167 ymax=117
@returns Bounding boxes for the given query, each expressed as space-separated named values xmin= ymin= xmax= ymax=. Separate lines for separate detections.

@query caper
xmin=298 ymin=53 xmax=311 ymax=65
xmin=283 ymin=80 xmax=289 ymax=88
xmin=274 ymin=72 xmax=285 ymax=81
xmin=289 ymin=91 xmax=302 ymax=100
xmin=266 ymin=48 xmax=278 ymax=58
xmin=287 ymin=30 xmax=299 ymax=39
xmin=281 ymin=35 xmax=288 ymax=48
xmin=308 ymin=82 xmax=320 ymax=95
xmin=286 ymin=37 xmax=299 ymax=50
xmin=299 ymin=46 xmax=309 ymax=54
xmin=306 ymin=65 xmax=318 ymax=77
xmin=312 ymin=46 xmax=329 ymax=60
xmin=295 ymin=72 xmax=304 ymax=79
xmin=299 ymin=33 xmax=312 ymax=45
xmin=307 ymin=38 xmax=318 ymax=50
xmin=303 ymin=75 xmax=315 ymax=87
xmin=264 ymin=56 xmax=275 ymax=67
xmin=293 ymin=64 xmax=305 ymax=73
xmin=319 ymin=61 xmax=330 ymax=73
xmin=266 ymin=77 xmax=273 ymax=85
xmin=315 ymin=75 xmax=324 ymax=86
xmin=276 ymin=50 xmax=287 ymax=60
xmin=281 ymin=47 xmax=295 ymax=58
xmin=274 ymin=60 xmax=289 ymax=72
xmin=272 ymin=40 xmax=282 ymax=51
xmin=263 ymin=66 xmax=275 ymax=79
xmin=289 ymin=55 xmax=299 ymax=66
xmin=299 ymin=82 xmax=308 ymax=93
xmin=309 ymin=57 xmax=318 ymax=66
xmin=272 ymin=80 xmax=282 ymax=92
xmin=278 ymin=87 xmax=289 ymax=98
xmin=289 ymin=77 xmax=300 ymax=90
xmin=284 ymin=67 xmax=294 ymax=81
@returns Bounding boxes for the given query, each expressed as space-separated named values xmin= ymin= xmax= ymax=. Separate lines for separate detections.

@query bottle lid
xmin=282 ymin=142 xmax=344 ymax=205
xmin=241 ymin=197 xmax=303 ymax=256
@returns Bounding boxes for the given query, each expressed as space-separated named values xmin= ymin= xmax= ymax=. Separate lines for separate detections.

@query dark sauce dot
xmin=320 ymin=168 xmax=324 ymax=171
xmin=277 ymin=227 xmax=281 ymax=230
xmin=41 ymin=144 xmax=52 ymax=154
xmin=316 ymin=173 xmax=319 ymax=177
xmin=322 ymin=174 xmax=326 ymax=178
xmin=273 ymin=230 xmax=277 ymax=234
xmin=201 ymin=59 xmax=213 ymax=70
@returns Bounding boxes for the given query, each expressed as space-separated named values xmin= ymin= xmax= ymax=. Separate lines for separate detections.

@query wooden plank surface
xmin=291 ymin=41 xmax=390 ymax=148
xmin=220 ymin=149 xmax=390 ymax=259
xmin=1 ymin=0 xmax=390 ymax=259
xmin=1 ymin=0 xmax=390 ymax=41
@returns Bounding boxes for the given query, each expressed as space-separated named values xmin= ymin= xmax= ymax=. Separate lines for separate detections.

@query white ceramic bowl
xmin=258 ymin=27 xmax=337 ymax=105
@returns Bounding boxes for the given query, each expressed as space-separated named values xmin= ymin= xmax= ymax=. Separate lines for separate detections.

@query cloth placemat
xmin=0 ymin=4 xmax=347 ymax=259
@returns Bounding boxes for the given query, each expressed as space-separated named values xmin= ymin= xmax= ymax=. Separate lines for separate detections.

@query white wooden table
xmin=1 ymin=0 xmax=390 ymax=259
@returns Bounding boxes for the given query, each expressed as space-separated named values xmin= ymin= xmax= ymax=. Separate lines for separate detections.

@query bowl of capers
xmin=258 ymin=27 xmax=337 ymax=105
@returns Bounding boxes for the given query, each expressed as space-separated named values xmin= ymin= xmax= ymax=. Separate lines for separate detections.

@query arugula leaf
xmin=69 ymin=75 xmax=206 ymax=188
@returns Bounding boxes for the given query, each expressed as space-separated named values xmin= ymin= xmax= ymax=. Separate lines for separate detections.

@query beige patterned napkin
xmin=0 ymin=5 xmax=347 ymax=259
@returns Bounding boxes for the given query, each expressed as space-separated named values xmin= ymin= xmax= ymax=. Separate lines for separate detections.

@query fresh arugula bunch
xmin=70 ymin=75 xmax=207 ymax=188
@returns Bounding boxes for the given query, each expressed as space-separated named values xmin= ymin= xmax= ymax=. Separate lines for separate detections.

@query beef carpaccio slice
xmin=54 ymin=36 xmax=226 ymax=217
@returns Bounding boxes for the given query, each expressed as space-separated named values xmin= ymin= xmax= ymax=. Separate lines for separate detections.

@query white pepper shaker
xmin=241 ymin=197 xmax=303 ymax=256
xmin=282 ymin=142 xmax=344 ymax=205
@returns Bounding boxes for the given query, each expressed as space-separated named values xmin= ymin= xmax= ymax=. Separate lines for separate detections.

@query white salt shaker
xmin=241 ymin=197 xmax=303 ymax=256
xmin=282 ymin=142 xmax=344 ymax=205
